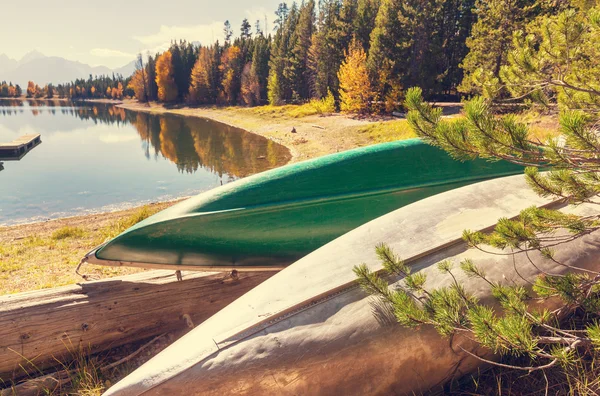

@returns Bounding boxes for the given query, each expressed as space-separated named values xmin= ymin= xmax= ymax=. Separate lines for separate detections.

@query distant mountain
xmin=0 ymin=51 xmax=135 ymax=88
xmin=0 ymin=54 xmax=18 ymax=77
xmin=114 ymin=60 xmax=137 ymax=78
xmin=18 ymin=50 xmax=45 ymax=66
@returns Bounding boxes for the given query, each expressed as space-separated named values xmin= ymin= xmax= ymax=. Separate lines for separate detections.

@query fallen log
xmin=0 ymin=270 xmax=274 ymax=382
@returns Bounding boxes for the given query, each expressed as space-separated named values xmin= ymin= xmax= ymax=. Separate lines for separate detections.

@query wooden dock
xmin=0 ymin=134 xmax=42 ymax=161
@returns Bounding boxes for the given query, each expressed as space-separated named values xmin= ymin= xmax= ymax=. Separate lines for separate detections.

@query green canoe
xmin=83 ymin=138 xmax=524 ymax=271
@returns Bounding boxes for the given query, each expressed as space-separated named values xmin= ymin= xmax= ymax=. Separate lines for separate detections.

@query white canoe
xmin=104 ymin=175 xmax=600 ymax=395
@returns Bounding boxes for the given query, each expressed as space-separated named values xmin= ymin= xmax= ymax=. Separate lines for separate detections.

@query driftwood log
xmin=0 ymin=270 xmax=273 ymax=382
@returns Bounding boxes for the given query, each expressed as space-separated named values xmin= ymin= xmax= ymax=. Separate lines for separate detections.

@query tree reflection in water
xmin=0 ymin=99 xmax=291 ymax=178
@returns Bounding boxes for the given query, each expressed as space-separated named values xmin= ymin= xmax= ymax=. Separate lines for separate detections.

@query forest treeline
xmin=0 ymin=81 xmax=23 ymax=98
xmin=19 ymin=75 xmax=132 ymax=100
xmin=14 ymin=0 xmax=589 ymax=113
xmin=128 ymin=0 xmax=579 ymax=113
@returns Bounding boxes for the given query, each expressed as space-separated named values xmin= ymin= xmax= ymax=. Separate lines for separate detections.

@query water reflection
xmin=0 ymin=99 xmax=291 ymax=225
xmin=0 ymin=99 xmax=290 ymax=178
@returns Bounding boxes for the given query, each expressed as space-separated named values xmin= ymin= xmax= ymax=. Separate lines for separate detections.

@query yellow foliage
xmin=129 ymin=70 xmax=148 ymax=101
xmin=155 ymin=50 xmax=178 ymax=102
xmin=338 ymin=39 xmax=374 ymax=113
xmin=188 ymin=47 xmax=213 ymax=103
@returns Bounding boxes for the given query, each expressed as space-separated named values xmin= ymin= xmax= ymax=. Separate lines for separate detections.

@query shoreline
xmin=0 ymin=99 xmax=421 ymax=294
xmin=2 ymin=99 xmax=412 ymax=231
xmin=113 ymin=99 xmax=417 ymax=162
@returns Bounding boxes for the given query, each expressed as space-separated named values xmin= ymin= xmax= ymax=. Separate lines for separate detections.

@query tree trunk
xmin=0 ymin=270 xmax=274 ymax=382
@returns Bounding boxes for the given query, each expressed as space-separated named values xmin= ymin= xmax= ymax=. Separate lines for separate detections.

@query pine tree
xmin=367 ymin=0 xmax=406 ymax=107
xmin=268 ymin=3 xmax=299 ymax=104
xmin=458 ymin=0 xmax=554 ymax=97
xmin=289 ymin=0 xmax=315 ymax=100
xmin=155 ymin=50 xmax=178 ymax=102
xmin=354 ymin=0 xmax=380 ymax=52
xmin=241 ymin=18 xmax=252 ymax=40
xmin=339 ymin=37 xmax=373 ymax=113
xmin=354 ymin=6 xmax=600 ymax=377
xmin=251 ymin=35 xmax=271 ymax=103
xmin=308 ymin=0 xmax=345 ymax=99
xmin=146 ymin=54 xmax=158 ymax=101
xmin=223 ymin=20 xmax=233 ymax=45
xmin=169 ymin=40 xmax=196 ymax=101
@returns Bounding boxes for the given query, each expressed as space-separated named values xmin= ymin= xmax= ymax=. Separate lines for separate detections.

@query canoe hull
xmin=90 ymin=139 xmax=524 ymax=270
xmin=104 ymin=175 xmax=600 ymax=395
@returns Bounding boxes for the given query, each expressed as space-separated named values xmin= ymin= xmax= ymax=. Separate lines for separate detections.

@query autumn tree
xmin=131 ymin=54 xmax=148 ymax=102
xmin=240 ymin=62 xmax=260 ymax=106
xmin=26 ymin=81 xmax=36 ymax=98
xmin=155 ymin=50 xmax=178 ymax=102
xmin=338 ymin=38 xmax=373 ymax=113
xmin=188 ymin=46 xmax=219 ymax=104
xmin=219 ymin=46 xmax=243 ymax=104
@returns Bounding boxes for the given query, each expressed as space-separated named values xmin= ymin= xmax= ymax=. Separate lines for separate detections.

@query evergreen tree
xmin=274 ymin=2 xmax=290 ymax=30
xmin=241 ymin=18 xmax=252 ymax=40
xmin=308 ymin=0 xmax=345 ymax=99
xmin=223 ymin=20 xmax=233 ymax=44
xmin=354 ymin=0 xmax=380 ymax=51
xmin=458 ymin=0 xmax=556 ymax=97
xmin=146 ymin=54 xmax=158 ymax=101
xmin=289 ymin=0 xmax=316 ymax=100
xmin=355 ymin=6 xmax=600 ymax=378
xmin=169 ymin=40 xmax=196 ymax=101
xmin=251 ymin=35 xmax=271 ymax=103
xmin=366 ymin=0 xmax=406 ymax=107
xmin=268 ymin=3 xmax=299 ymax=104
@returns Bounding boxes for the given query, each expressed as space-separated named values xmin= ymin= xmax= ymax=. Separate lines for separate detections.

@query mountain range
xmin=0 ymin=51 xmax=136 ymax=88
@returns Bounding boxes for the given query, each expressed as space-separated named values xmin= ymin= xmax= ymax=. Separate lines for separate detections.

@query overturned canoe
xmin=103 ymin=175 xmax=600 ymax=395
xmin=85 ymin=139 xmax=524 ymax=271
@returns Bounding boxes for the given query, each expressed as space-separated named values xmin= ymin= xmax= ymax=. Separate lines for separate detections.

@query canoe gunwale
xmin=83 ymin=252 xmax=287 ymax=273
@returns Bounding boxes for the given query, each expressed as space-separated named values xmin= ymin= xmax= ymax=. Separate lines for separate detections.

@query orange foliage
xmin=129 ymin=69 xmax=148 ymax=101
xmin=155 ymin=51 xmax=178 ymax=102
xmin=26 ymin=81 xmax=36 ymax=98
xmin=219 ymin=46 xmax=242 ymax=104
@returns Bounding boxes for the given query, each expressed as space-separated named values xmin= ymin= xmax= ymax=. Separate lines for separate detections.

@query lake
xmin=0 ymin=99 xmax=291 ymax=226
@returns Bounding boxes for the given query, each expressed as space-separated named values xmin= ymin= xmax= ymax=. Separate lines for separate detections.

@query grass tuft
xmin=52 ymin=226 xmax=86 ymax=240
xmin=97 ymin=206 xmax=155 ymax=243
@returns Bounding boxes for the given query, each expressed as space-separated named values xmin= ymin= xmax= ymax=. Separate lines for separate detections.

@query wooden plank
xmin=0 ymin=270 xmax=274 ymax=382
xmin=0 ymin=134 xmax=42 ymax=160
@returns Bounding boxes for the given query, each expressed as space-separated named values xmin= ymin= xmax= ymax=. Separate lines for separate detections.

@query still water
xmin=0 ymin=100 xmax=291 ymax=226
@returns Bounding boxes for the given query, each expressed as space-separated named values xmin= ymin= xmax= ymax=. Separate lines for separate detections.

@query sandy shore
xmin=115 ymin=100 xmax=409 ymax=162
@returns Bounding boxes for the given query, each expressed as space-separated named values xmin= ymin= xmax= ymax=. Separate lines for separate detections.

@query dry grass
xmin=0 ymin=203 xmax=176 ymax=295
xmin=353 ymin=119 xmax=418 ymax=142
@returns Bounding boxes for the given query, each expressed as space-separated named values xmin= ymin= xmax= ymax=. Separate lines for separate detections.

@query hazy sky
xmin=1 ymin=0 xmax=282 ymax=68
